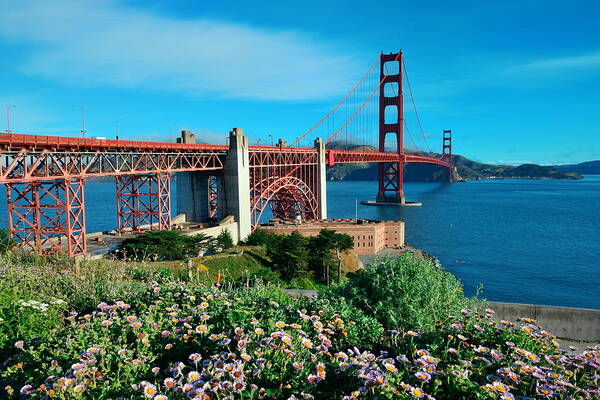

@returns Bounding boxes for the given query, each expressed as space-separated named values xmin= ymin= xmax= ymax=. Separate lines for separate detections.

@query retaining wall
xmin=487 ymin=301 xmax=600 ymax=342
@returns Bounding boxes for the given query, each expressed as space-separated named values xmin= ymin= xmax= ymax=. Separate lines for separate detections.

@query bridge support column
xmin=314 ymin=138 xmax=328 ymax=219
xmin=175 ymin=130 xmax=221 ymax=223
xmin=376 ymin=50 xmax=406 ymax=204
xmin=5 ymin=178 xmax=87 ymax=256
xmin=176 ymin=171 xmax=222 ymax=223
xmin=116 ymin=173 xmax=171 ymax=234
xmin=223 ymin=128 xmax=251 ymax=241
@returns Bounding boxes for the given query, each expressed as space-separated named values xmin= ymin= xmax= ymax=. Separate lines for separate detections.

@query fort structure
xmin=260 ymin=218 xmax=404 ymax=255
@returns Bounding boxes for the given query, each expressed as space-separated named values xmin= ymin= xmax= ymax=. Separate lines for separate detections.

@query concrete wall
xmin=222 ymin=128 xmax=251 ymax=242
xmin=314 ymin=138 xmax=327 ymax=219
xmin=176 ymin=171 xmax=212 ymax=223
xmin=487 ymin=301 xmax=600 ymax=342
xmin=179 ymin=215 xmax=240 ymax=243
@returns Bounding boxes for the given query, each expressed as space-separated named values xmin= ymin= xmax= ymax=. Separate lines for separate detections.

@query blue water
xmin=1 ymin=176 xmax=598 ymax=309
xmin=327 ymin=177 xmax=600 ymax=310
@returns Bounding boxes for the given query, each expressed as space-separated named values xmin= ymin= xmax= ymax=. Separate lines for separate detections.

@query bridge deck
xmin=0 ymin=133 xmax=451 ymax=183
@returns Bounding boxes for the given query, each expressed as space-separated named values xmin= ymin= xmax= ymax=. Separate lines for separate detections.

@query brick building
xmin=260 ymin=219 xmax=404 ymax=255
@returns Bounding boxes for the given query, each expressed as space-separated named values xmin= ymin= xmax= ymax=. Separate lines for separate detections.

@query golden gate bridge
xmin=0 ymin=51 xmax=453 ymax=256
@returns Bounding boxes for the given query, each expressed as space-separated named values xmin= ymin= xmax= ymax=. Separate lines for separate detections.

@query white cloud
xmin=0 ymin=0 xmax=362 ymax=101
xmin=517 ymin=51 xmax=600 ymax=72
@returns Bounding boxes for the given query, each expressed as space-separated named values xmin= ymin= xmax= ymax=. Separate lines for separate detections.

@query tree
xmin=215 ymin=229 xmax=234 ymax=251
xmin=309 ymin=229 xmax=354 ymax=285
xmin=114 ymin=231 xmax=216 ymax=261
xmin=268 ymin=231 xmax=310 ymax=282
xmin=242 ymin=228 xmax=278 ymax=248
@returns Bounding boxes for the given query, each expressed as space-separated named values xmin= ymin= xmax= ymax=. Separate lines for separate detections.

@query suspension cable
xmin=384 ymin=60 xmax=418 ymax=152
xmin=324 ymin=52 xmax=402 ymax=145
xmin=402 ymin=58 xmax=433 ymax=154
xmin=291 ymin=55 xmax=379 ymax=147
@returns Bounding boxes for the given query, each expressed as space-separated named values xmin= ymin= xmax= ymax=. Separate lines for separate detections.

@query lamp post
xmin=115 ymin=119 xmax=121 ymax=140
xmin=257 ymin=139 xmax=261 ymax=146
xmin=267 ymin=134 xmax=273 ymax=146
xmin=73 ymin=105 xmax=86 ymax=136
xmin=6 ymin=105 xmax=16 ymax=133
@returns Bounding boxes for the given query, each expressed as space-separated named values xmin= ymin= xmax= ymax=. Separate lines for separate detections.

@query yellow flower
xmin=196 ymin=264 xmax=208 ymax=272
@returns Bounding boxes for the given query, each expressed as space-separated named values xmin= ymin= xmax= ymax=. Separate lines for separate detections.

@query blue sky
xmin=0 ymin=0 xmax=599 ymax=165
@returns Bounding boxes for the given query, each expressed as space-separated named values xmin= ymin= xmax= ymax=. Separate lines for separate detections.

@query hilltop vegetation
xmin=557 ymin=160 xmax=600 ymax=174
xmin=326 ymin=142 xmax=583 ymax=181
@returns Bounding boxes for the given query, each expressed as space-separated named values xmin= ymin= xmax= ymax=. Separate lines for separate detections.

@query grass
xmin=0 ymin=252 xmax=598 ymax=399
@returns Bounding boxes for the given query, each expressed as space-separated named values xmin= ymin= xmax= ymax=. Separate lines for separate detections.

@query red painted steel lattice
xmin=377 ymin=51 xmax=405 ymax=202
xmin=208 ymin=175 xmax=218 ymax=220
xmin=249 ymin=148 xmax=321 ymax=228
xmin=6 ymin=178 xmax=86 ymax=256
xmin=116 ymin=174 xmax=171 ymax=234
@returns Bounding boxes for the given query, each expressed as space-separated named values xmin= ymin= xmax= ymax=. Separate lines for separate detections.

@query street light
xmin=6 ymin=105 xmax=16 ymax=133
xmin=73 ymin=105 xmax=86 ymax=136
xmin=115 ymin=119 xmax=121 ymax=140
xmin=257 ymin=139 xmax=261 ymax=146
xmin=267 ymin=134 xmax=273 ymax=146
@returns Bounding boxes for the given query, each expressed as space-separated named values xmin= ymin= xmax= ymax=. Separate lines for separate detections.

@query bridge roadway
xmin=0 ymin=132 xmax=451 ymax=183
xmin=0 ymin=129 xmax=451 ymax=257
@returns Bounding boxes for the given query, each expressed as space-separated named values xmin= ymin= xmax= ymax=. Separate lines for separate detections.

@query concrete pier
xmin=176 ymin=130 xmax=217 ymax=223
xmin=221 ymin=128 xmax=251 ymax=242
xmin=315 ymin=138 xmax=328 ymax=219
xmin=176 ymin=128 xmax=251 ymax=243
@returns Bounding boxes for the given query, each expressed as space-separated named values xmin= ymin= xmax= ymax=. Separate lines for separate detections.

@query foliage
xmin=0 ymin=228 xmax=15 ymax=253
xmin=241 ymin=228 xmax=279 ymax=248
xmin=114 ymin=230 xmax=215 ymax=261
xmin=267 ymin=231 xmax=311 ymax=282
xmin=309 ymin=229 xmax=354 ymax=285
xmin=199 ymin=248 xmax=283 ymax=287
xmin=214 ymin=229 xmax=234 ymax=251
xmin=324 ymin=254 xmax=480 ymax=331
xmin=1 ymin=278 xmax=597 ymax=400
xmin=261 ymin=229 xmax=355 ymax=285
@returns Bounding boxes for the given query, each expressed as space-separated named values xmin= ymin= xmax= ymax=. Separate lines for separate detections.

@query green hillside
xmin=326 ymin=142 xmax=582 ymax=181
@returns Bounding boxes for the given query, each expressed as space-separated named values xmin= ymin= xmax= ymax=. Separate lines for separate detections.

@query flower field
xmin=1 ymin=255 xmax=598 ymax=399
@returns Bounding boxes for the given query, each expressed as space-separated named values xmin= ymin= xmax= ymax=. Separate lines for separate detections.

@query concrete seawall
xmin=284 ymin=291 xmax=599 ymax=343
xmin=487 ymin=301 xmax=600 ymax=342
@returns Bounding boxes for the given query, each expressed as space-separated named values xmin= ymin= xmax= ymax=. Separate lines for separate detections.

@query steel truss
xmin=208 ymin=175 xmax=218 ymax=220
xmin=116 ymin=174 xmax=171 ymax=234
xmin=249 ymin=149 xmax=321 ymax=228
xmin=5 ymin=178 xmax=86 ymax=256
xmin=0 ymin=150 xmax=225 ymax=183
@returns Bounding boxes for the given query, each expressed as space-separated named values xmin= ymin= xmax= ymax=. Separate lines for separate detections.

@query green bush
xmin=215 ymin=229 xmax=234 ymax=251
xmin=324 ymin=254 xmax=480 ymax=331
xmin=242 ymin=228 xmax=278 ymax=247
xmin=0 ymin=228 xmax=15 ymax=253
xmin=114 ymin=230 xmax=214 ymax=261
xmin=267 ymin=231 xmax=311 ymax=281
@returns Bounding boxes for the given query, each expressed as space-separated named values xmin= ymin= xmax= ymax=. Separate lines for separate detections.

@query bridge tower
xmin=376 ymin=51 xmax=405 ymax=204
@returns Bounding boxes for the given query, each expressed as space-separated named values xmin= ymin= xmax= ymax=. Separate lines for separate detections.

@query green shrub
xmin=324 ymin=254 xmax=480 ymax=331
xmin=114 ymin=231 xmax=214 ymax=261
xmin=267 ymin=231 xmax=311 ymax=281
xmin=242 ymin=228 xmax=278 ymax=247
xmin=215 ymin=229 xmax=234 ymax=251
xmin=0 ymin=229 xmax=15 ymax=253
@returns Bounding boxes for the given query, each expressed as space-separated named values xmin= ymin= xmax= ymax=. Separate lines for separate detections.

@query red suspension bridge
xmin=0 ymin=51 xmax=453 ymax=256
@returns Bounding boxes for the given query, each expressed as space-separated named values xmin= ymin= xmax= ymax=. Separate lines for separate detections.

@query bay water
xmin=1 ymin=176 xmax=598 ymax=309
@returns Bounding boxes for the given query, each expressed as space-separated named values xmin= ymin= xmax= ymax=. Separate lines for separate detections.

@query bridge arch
xmin=250 ymin=175 xmax=319 ymax=228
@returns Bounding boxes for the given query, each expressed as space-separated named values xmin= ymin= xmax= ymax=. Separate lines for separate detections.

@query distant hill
xmin=326 ymin=142 xmax=583 ymax=181
xmin=556 ymin=160 xmax=600 ymax=175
